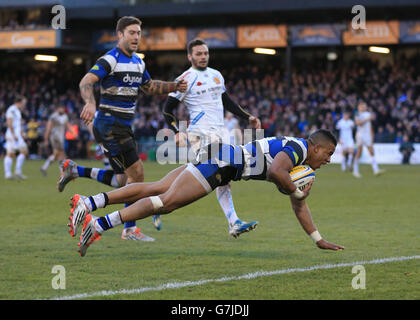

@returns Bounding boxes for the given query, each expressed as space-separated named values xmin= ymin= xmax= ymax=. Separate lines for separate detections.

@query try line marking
xmin=50 ymin=255 xmax=420 ymax=300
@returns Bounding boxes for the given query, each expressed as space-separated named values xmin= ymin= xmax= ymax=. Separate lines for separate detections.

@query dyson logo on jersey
xmin=123 ymin=74 xmax=142 ymax=85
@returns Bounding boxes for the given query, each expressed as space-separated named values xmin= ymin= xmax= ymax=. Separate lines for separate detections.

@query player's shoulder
xmin=207 ymin=67 xmax=223 ymax=77
xmin=6 ymin=105 xmax=18 ymax=115
xmin=176 ymin=67 xmax=196 ymax=81
xmin=131 ymin=53 xmax=145 ymax=66
xmin=98 ymin=47 xmax=120 ymax=66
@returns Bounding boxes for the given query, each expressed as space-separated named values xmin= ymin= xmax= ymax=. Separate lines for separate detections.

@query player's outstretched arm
xmin=221 ymin=92 xmax=261 ymax=129
xmin=268 ymin=152 xmax=310 ymax=200
xmin=290 ymin=196 xmax=344 ymax=251
xmin=140 ymin=79 xmax=187 ymax=95
xmin=79 ymin=73 xmax=99 ymax=125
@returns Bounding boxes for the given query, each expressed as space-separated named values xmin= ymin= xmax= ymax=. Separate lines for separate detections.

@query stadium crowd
xmin=1 ymin=53 xmax=419 ymax=159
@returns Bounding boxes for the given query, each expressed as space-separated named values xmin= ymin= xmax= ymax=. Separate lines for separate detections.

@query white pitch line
xmin=50 ymin=255 xmax=420 ymax=300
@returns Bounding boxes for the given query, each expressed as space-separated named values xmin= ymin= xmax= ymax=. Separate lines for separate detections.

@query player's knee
xmin=158 ymin=194 xmax=182 ymax=214
xmin=149 ymin=196 xmax=171 ymax=214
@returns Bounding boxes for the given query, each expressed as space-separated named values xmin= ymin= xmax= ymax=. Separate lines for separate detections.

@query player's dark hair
xmin=14 ymin=94 xmax=26 ymax=103
xmin=116 ymin=16 xmax=142 ymax=34
xmin=187 ymin=38 xmax=207 ymax=54
xmin=308 ymin=129 xmax=337 ymax=147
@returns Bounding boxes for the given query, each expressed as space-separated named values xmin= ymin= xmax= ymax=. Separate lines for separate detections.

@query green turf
xmin=0 ymin=160 xmax=419 ymax=300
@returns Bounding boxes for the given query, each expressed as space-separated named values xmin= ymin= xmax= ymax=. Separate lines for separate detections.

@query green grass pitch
xmin=0 ymin=160 xmax=419 ymax=300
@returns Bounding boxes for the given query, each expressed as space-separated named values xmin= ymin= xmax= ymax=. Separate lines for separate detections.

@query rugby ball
xmin=278 ymin=165 xmax=315 ymax=194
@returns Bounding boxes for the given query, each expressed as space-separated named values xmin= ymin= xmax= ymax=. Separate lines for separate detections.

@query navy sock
xmin=123 ymin=202 xmax=136 ymax=229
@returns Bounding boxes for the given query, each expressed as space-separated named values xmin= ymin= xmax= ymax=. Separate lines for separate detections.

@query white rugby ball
xmin=278 ymin=165 xmax=315 ymax=194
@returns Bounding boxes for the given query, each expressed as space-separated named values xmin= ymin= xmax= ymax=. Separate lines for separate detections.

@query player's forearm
xmin=222 ymin=92 xmax=252 ymax=120
xmin=141 ymin=80 xmax=178 ymax=95
xmin=290 ymin=198 xmax=317 ymax=235
xmin=163 ymin=96 xmax=181 ymax=133
xmin=271 ymin=170 xmax=296 ymax=194
xmin=79 ymin=75 xmax=97 ymax=105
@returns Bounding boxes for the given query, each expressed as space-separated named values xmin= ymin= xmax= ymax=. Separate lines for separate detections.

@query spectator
xmin=399 ymin=134 xmax=415 ymax=164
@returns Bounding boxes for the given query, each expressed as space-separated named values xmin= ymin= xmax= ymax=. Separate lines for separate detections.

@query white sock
xmin=353 ymin=159 xmax=359 ymax=174
xmin=347 ymin=153 xmax=353 ymax=167
xmin=110 ymin=175 xmax=120 ymax=188
xmin=94 ymin=211 xmax=122 ymax=233
xmin=4 ymin=156 xmax=13 ymax=177
xmin=42 ymin=155 xmax=55 ymax=171
xmin=15 ymin=154 xmax=25 ymax=174
xmin=84 ymin=193 xmax=107 ymax=212
xmin=371 ymin=158 xmax=379 ymax=173
xmin=216 ymin=184 xmax=239 ymax=226
xmin=341 ymin=158 xmax=346 ymax=171
xmin=90 ymin=168 xmax=100 ymax=180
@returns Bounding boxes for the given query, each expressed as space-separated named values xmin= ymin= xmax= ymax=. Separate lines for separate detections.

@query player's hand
xmin=175 ymin=132 xmax=188 ymax=147
xmin=176 ymin=79 xmax=188 ymax=93
xmin=316 ymin=239 xmax=345 ymax=251
xmin=293 ymin=181 xmax=313 ymax=200
xmin=249 ymin=116 xmax=261 ymax=129
xmin=80 ymin=103 xmax=96 ymax=125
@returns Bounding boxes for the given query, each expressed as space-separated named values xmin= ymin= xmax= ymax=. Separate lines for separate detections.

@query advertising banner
xmin=141 ymin=27 xmax=186 ymax=50
xmin=399 ymin=20 xmax=420 ymax=43
xmin=343 ymin=20 xmax=399 ymax=45
xmin=187 ymin=27 xmax=236 ymax=48
xmin=332 ymin=143 xmax=420 ymax=164
xmin=290 ymin=24 xmax=343 ymax=46
xmin=237 ymin=25 xmax=287 ymax=48
xmin=0 ymin=29 xmax=59 ymax=49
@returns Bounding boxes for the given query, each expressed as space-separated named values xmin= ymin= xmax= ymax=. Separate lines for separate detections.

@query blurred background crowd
xmin=1 ymin=0 xmax=419 ymax=161
xmin=1 ymin=53 xmax=419 ymax=160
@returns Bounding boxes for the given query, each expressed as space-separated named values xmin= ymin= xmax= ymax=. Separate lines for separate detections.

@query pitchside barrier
xmin=331 ymin=143 xmax=420 ymax=165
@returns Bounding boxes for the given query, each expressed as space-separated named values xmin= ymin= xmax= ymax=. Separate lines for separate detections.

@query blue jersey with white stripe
xmin=89 ymin=47 xmax=151 ymax=121
xmin=239 ymin=136 xmax=308 ymax=181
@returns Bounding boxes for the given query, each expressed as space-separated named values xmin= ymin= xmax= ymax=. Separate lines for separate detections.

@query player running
xmin=58 ymin=16 xmax=187 ymax=241
xmin=352 ymin=102 xmax=384 ymax=178
xmin=156 ymin=38 xmax=261 ymax=237
xmin=40 ymin=104 xmax=75 ymax=176
xmin=335 ymin=110 xmax=355 ymax=172
xmin=67 ymin=129 xmax=344 ymax=256
xmin=4 ymin=95 xmax=28 ymax=180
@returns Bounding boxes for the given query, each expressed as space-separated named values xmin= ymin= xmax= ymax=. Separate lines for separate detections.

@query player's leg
xmin=41 ymin=152 xmax=55 ymax=175
xmin=367 ymin=145 xmax=383 ymax=175
xmin=42 ymin=136 xmax=59 ymax=175
xmin=57 ymin=158 xmax=127 ymax=192
xmin=68 ymin=165 xmax=187 ymax=237
xmin=352 ymin=140 xmax=363 ymax=178
xmin=346 ymin=147 xmax=354 ymax=170
xmin=14 ymin=142 xmax=28 ymax=179
xmin=4 ymin=147 xmax=15 ymax=180
xmin=213 ymin=132 xmax=257 ymax=237
xmin=78 ymin=166 xmax=210 ymax=256
xmin=340 ymin=148 xmax=347 ymax=171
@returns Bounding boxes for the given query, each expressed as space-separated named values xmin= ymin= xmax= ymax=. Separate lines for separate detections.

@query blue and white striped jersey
xmin=89 ymin=47 xmax=151 ymax=121
xmin=240 ymin=136 xmax=308 ymax=181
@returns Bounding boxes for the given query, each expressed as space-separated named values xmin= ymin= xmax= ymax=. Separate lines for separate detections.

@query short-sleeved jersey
xmin=239 ymin=136 xmax=308 ymax=181
xmin=5 ymin=104 xmax=22 ymax=138
xmin=88 ymin=47 xmax=151 ymax=121
xmin=168 ymin=67 xmax=226 ymax=131
xmin=355 ymin=111 xmax=372 ymax=137
xmin=336 ymin=118 xmax=354 ymax=142
xmin=49 ymin=112 xmax=69 ymax=137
